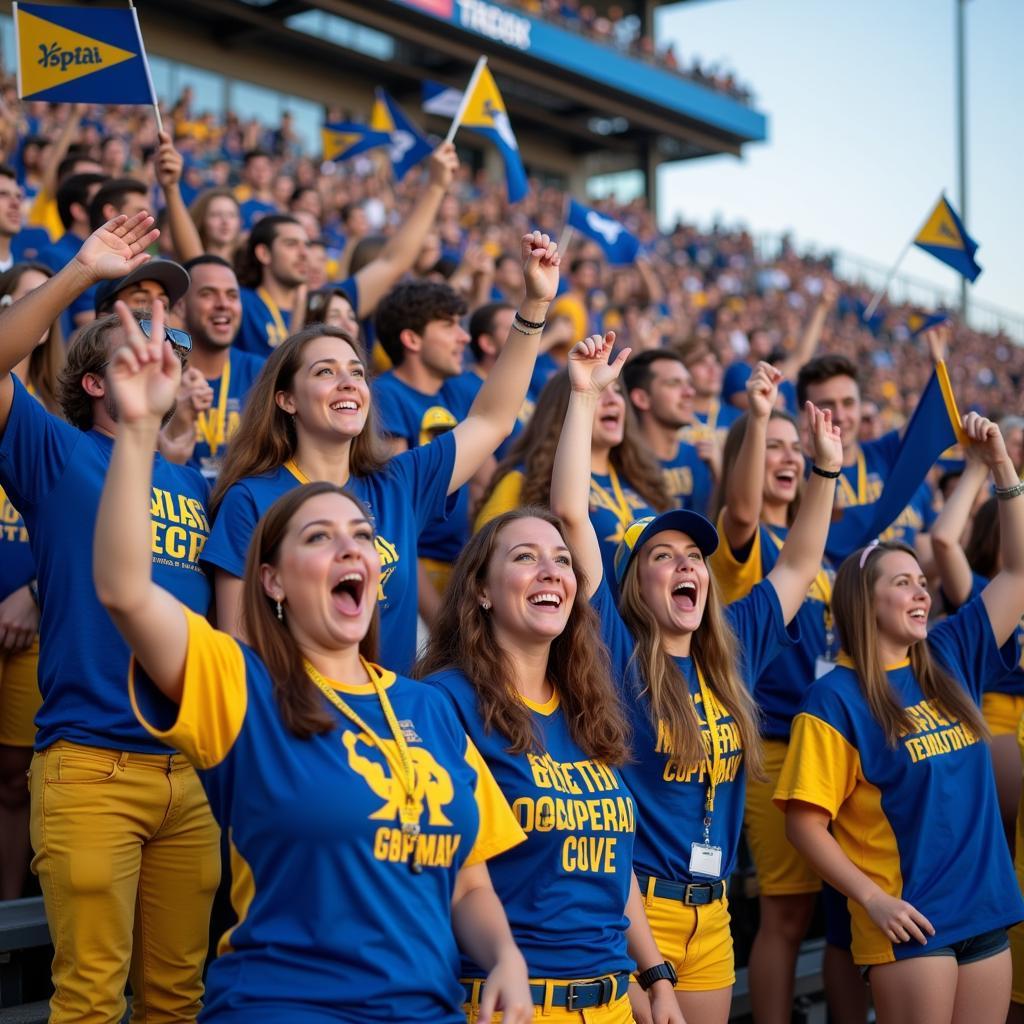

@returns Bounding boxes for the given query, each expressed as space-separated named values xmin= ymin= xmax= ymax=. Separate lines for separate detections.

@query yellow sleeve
xmin=709 ymin=509 xmax=763 ymax=603
xmin=474 ymin=470 xmax=524 ymax=532
xmin=130 ymin=606 xmax=249 ymax=769
xmin=773 ymin=711 xmax=859 ymax=819
xmin=463 ymin=738 xmax=527 ymax=866
xmin=550 ymin=294 xmax=586 ymax=340
xmin=27 ymin=192 xmax=61 ymax=240
xmin=371 ymin=339 xmax=393 ymax=374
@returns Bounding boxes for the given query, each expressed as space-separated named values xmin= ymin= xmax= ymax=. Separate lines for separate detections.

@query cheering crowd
xmin=0 ymin=87 xmax=1023 ymax=1024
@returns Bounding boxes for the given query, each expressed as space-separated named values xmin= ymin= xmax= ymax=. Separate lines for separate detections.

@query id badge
xmin=688 ymin=842 xmax=723 ymax=878
xmin=814 ymin=656 xmax=835 ymax=680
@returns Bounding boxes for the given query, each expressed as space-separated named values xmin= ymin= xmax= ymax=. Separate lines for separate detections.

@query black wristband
xmin=637 ymin=961 xmax=678 ymax=990
xmin=811 ymin=465 xmax=841 ymax=479
xmin=514 ymin=311 xmax=545 ymax=330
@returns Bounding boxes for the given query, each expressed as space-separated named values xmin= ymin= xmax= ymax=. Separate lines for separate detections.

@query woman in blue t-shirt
xmin=93 ymin=303 xmax=534 ymax=1024
xmin=418 ymin=507 xmax=684 ymax=1024
xmin=204 ymin=231 xmax=560 ymax=674
xmin=550 ymin=332 xmax=843 ymax=1024
xmin=778 ymin=413 xmax=1024 ymax=1024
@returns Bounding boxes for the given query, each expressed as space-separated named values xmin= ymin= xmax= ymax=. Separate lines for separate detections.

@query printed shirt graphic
xmin=130 ymin=611 xmax=523 ymax=1022
xmin=593 ymin=578 xmax=797 ymax=883
xmin=187 ymin=348 xmax=264 ymax=481
xmin=0 ymin=480 xmax=33 ymax=601
xmin=0 ymin=377 xmax=211 ymax=752
xmin=660 ymin=442 xmax=713 ymax=517
xmin=712 ymin=517 xmax=834 ymax=739
xmin=372 ymin=371 xmax=476 ymax=564
xmin=202 ymin=431 xmax=457 ymax=674
xmin=774 ymin=597 xmax=1023 ymax=965
xmin=429 ymin=668 xmax=636 ymax=979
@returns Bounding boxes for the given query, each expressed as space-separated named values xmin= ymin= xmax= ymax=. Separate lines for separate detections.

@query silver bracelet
xmin=510 ymin=321 xmax=543 ymax=336
xmin=995 ymin=481 xmax=1024 ymax=501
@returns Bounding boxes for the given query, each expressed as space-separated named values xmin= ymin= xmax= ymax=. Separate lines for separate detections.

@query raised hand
xmin=923 ymin=321 xmax=952 ymax=364
xmin=806 ymin=401 xmax=843 ymax=473
xmin=73 ymin=211 xmax=159 ymax=284
xmin=106 ymin=301 xmax=181 ymax=427
xmin=154 ymin=131 xmax=184 ymax=190
xmin=962 ymin=411 xmax=1009 ymax=471
xmin=427 ymin=141 xmax=460 ymax=192
xmin=746 ymin=360 xmax=782 ymax=420
xmin=520 ymin=230 xmax=560 ymax=304
xmin=567 ymin=331 xmax=630 ymax=396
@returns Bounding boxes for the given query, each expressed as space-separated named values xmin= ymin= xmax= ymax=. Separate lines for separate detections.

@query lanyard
xmin=305 ymin=659 xmax=426 ymax=873
xmin=589 ymin=466 xmax=634 ymax=527
xmin=694 ymin=662 xmax=722 ymax=844
xmin=257 ymin=286 xmax=288 ymax=348
xmin=764 ymin=526 xmax=835 ymax=653
xmin=836 ymin=449 xmax=867 ymax=507
xmin=195 ymin=359 xmax=232 ymax=457
xmin=706 ymin=398 xmax=719 ymax=433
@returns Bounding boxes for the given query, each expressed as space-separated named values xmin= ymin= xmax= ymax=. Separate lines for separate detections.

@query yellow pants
xmin=30 ymin=741 xmax=221 ymax=1023
xmin=0 ymin=639 xmax=41 ymax=747
xmin=464 ymin=984 xmax=632 ymax=1022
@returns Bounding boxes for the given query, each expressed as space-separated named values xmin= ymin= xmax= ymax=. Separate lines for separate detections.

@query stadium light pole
xmin=956 ymin=0 xmax=968 ymax=318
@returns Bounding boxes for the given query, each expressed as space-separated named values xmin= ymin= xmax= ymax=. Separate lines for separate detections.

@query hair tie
xmin=858 ymin=539 xmax=880 ymax=570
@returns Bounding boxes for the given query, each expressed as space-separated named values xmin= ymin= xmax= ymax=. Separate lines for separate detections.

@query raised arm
xmin=764 ymin=402 xmax=842 ymax=622
xmin=775 ymin=279 xmax=837 ymax=380
xmin=36 ymin=104 xmax=85 ymax=205
xmin=0 ymin=212 xmax=159 ymax=434
xmin=352 ymin=143 xmax=458 ymax=318
xmin=930 ymin=451 xmax=988 ymax=608
xmin=93 ymin=301 xmax=188 ymax=701
xmin=549 ymin=332 xmax=630 ymax=596
xmin=720 ymin=362 xmax=782 ymax=551
xmin=447 ymin=232 xmax=560 ymax=493
xmin=154 ymin=132 xmax=203 ymax=263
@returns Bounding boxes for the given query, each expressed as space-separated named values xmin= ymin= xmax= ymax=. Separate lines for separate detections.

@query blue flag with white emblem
xmin=566 ymin=199 xmax=640 ymax=265
xmin=371 ymin=89 xmax=433 ymax=181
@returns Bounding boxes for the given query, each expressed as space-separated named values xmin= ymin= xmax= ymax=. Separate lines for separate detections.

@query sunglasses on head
xmin=139 ymin=319 xmax=192 ymax=356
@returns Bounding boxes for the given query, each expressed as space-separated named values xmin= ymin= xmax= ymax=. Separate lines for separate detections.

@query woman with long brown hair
xmin=550 ymin=332 xmax=842 ymax=1023
xmin=778 ymin=413 xmax=1024 ymax=1024
xmin=93 ymin=301 xmax=534 ymax=1024
xmin=418 ymin=508 xmax=684 ymax=1024
xmin=189 ymin=188 xmax=243 ymax=263
xmin=203 ymin=232 xmax=560 ymax=674
xmin=475 ymin=367 xmax=671 ymax=583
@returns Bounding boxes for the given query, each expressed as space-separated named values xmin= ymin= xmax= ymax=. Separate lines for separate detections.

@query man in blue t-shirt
xmin=0 ymin=211 xmax=219 ymax=1022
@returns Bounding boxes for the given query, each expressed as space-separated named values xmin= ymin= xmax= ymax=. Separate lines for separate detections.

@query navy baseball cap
xmin=94 ymin=259 xmax=190 ymax=315
xmin=612 ymin=509 xmax=720 ymax=589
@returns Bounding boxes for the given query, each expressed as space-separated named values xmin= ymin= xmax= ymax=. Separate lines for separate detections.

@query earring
xmin=275 ymin=600 xmax=284 ymax=621
xmin=480 ymin=600 xmax=491 ymax=611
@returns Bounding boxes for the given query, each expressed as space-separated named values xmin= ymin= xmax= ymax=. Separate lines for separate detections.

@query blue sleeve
xmin=201 ymin=483 xmax=260 ymax=578
xmin=423 ymin=669 xmax=477 ymax=734
xmin=927 ymin=595 xmax=1019 ymax=704
xmin=372 ymin=378 xmax=416 ymax=442
xmin=0 ymin=376 xmax=80 ymax=507
xmin=590 ymin=578 xmax=636 ymax=682
xmin=725 ymin=579 xmax=800 ymax=688
xmin=386 ymin=431 xmax=459 ymax=532
xmin=331 ymin=275 xmax=358 ymax=311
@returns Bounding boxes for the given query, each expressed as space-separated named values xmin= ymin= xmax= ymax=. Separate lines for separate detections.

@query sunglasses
xmin=140 ymin=319 xmax=192 ymax=356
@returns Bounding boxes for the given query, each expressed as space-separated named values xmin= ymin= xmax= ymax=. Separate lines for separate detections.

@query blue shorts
xmin=822 ymin=882 xmax=852 ymax=949
xmin=863 ymin=927 xmax=1009 ymax=978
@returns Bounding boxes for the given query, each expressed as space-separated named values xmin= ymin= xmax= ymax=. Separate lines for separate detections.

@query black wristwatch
xmin=637 ymin=961 xmax=678 ymax=990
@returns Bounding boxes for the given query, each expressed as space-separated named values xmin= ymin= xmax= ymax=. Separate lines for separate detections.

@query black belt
xmin=462 ymin=971 xmax=630 ymax=1010
xmin=638 ymin=874 xmax=726 ymax=906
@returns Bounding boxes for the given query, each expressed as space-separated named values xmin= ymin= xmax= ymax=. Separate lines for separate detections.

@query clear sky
xmin=655 ymin=0 xmax=1023 ymax=320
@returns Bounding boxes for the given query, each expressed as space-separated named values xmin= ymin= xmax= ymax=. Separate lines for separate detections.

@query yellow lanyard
xmin=836 ymin=450 xmax=867 ymax=507
xmin=694 ymin=663 xmax=722 ymax=831
xmin=706 ymin=398 xmax=719 ymax=433
xmin=195 ymin=359 xmax=231 ymax=457
xmin=257 ymin=287 xmax=288 ymax=348
xmin=589 ymin=466 xmax=634 ymax=527
xmin=305 ymin=660 xmax=426 ymax=871
xmin=763 ymin=526 xmax=834 ymax=648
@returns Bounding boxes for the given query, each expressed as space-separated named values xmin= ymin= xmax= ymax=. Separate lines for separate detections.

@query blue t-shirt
xmin=589 ymin=472 xmax=657 ymax=585
xmin=776 ymin=597 xmax=1023 ymax=965
xmin=188 ymin=348 xmax=264 ymax=481
xmin=660 ymin=443 xmax=713 ymax=517
xmin=238 ymin=198 xmax=278 ymax=230
xmin=528 ymin=352 xmax=560 ymax=404
xmin=428 ymin=668 xmax=635 ymax=980
xmin=131 ymin=612 xmax=523 ymax=1023
xmin=0 ymin=377 xmax=212 ymax=752
xmin=452 ymin=369 xmax=523 ymax=461
xmin=593 ymin=577 xmax=797 ymax=884
xmin=236 ymin=288 xmax=293 ymax=360
xmin=0 ymin=481 xmax=33 ymax=602
xmin=372 ymin=371 xmax=477 ymax=565
xmin=202 ymin=432 xmax=457 ymax=675
xmin=12 ymin=226 xmax=51 ymax=263
xmin=724 ymin=362 xmax=797 ymax=416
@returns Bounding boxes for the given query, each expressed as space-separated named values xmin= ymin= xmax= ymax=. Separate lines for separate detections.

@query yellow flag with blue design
xmin=458 ymin=63 xmax=527 ymax=202
xmin=913 ymin=195 xmax=982 ymax=283
xmin=321 ymin=122 xmax=391 ymax=163
xmin=14 ymin=2 xmax=156 ymax=104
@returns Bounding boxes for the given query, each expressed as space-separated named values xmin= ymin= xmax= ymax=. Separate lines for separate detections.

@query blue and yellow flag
xmin=825 ymin=362 xmax=965 ymax=563
xmin=14 ymin=2 xmax=156 ymax=104
xmin=459 ymin=63 xmax=527 ymax=203
xmin=913 ymin=195 xmax=982 ymax=283
xmin=371 ymin=89 xmax=433 ymax=182
xmin=321 ymin=122 xmax=391 ymax=163
xmin=907 ymin=310 xmax=950 ymax=338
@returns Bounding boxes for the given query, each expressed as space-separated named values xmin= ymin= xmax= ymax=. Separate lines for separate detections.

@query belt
xmin=462 ymin=971 xmax=630 ymax=1010
xmin=638 ymin=874 xmax=727 ymax=906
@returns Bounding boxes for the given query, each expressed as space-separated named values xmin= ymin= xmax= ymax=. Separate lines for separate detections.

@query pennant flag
xmin=907 ymin=310 xmax=951 ymax=338
xmin=457 ymin=64 xmax=527 ymax=203
xmin=913 ymin=195 xmax=982 ymax=283
xmin=371 ymin=89 xmax=433 ymax=181
xmin=14 ymin=2 xmax=156 ymax=104
xmin=825 ymin=362 xmax=966 ymax=563
xmin=566 ymin=199 xmax=640 ymax=265
xmin=422 ymin=80 xmax=463 ymax=119
xmin=321 ymin=122 xmax=391 ymax=163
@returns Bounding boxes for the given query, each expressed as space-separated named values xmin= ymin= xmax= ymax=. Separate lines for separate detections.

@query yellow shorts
xmin=420 ymin=557 xmax=454 ymax=598
xmin=641 ymin=885 xmax=735 ymax=991
xmin=0 ymin=639 xmax=41 ymax=748
xmin=1011 ymin=770 xmax=1024 ymax=1003
xmin=982 ymin=692 xmax=1024 ymax=736
xmin=745 ymin=738 xmax=821 ymax=895
xmin=463 ymin=978 xmax=632 ymax=1022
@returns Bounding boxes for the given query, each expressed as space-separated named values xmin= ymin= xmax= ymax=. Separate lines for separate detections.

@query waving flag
xmin=14 ymin=2 xmax=157 ymax=104
xmin=371 ymin=89 xmax=433 ymax=181
xmin=422 ymin=80 xmax=463 ymax=119
xmin=566 ymin=199 xmax=640 ymax=265
xmin=907 ymin=311 xmax=951 ymax=338
xmin=913 ymin=195 xmax=982 ymax=283
xmin=321 ymin=122 xmax=390 ymax=163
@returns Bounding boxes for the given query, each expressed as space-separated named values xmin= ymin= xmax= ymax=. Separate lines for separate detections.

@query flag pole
xmin=862 ymin=198 xmax=939 ymax=322
xmin=127 ymin=0 xmax=163 ymax=135
xmin=560 ymin=225 xmax=576 ymax=254
xmin=445 ymin=56 xmax=487 ymax=145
